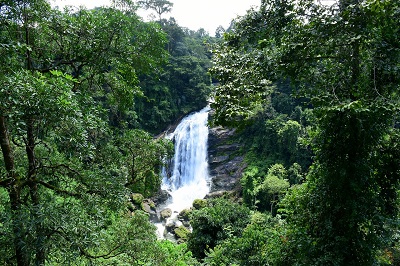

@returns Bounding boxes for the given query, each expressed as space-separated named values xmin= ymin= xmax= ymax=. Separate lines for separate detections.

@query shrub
xmin=187 ymin=198 xmax=251 ymax=260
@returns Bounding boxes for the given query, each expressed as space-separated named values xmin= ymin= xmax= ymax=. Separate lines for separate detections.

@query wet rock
xmin=165 ymin=222 xmax=178 ymax=234
xmin=142 ymin=199 xmax=156 ymax=212
xmin=142 ymin=199 xmax=158 ymax=222
xmin=160 ymin=208 xmax=172 ymax=221
xmin=204 ymin=191 xmax=228 ymax=199
xmin=210 ymin=156 xmax=246 ymax=191
xmin=181 ymin=220 xmax=191 ymax=228
xmin=210 ymin=155 xmax=229 ymax=164
xmin=178 ymin=208 xmax=192 ymax=222
xmin=151 ymin=189 xmax=172 ymax=206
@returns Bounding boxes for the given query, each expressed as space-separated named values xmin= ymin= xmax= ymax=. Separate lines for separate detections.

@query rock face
xmin=208 ymin=124 xmax=246 ymax=193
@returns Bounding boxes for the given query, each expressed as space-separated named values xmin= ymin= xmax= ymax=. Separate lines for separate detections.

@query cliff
xmin=207 ymin=125 xmax=246 ymax=194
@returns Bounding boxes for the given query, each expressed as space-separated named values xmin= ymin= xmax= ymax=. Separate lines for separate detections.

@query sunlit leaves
xmin=210 ymin=44 xmax=273 ymax=127
xmin=204 ymin=212 xmax=283 ymax=266
xmin=0 ymin=70 xmax=77 ymax=129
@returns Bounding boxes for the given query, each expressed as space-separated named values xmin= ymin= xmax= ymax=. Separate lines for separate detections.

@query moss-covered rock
xmin=178 ymin=208 xmax=192 ymax=221
xmin=127 ymin=203 xmax=136 ymax=212
xmin=174 ymin=225 xmax=190 ymax=241
xmin=142 ymin=199 xmax=156 ymax=212
xmin=160 ymin=208 xmax=172 ymax=221
xmin=131 ymin=193 xmax=144 ymax=205
xmin=192 ymin=199 xmax=207 ymax=210
xmin=149 ymin=200 xmax=156 ymax=211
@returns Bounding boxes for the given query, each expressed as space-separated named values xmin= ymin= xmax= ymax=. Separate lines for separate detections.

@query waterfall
xmin=156 ymin=106 xmax=210 ymax=238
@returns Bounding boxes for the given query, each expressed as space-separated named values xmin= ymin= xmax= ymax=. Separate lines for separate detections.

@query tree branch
xmin=79 ymin=243 xmax=124 ymax=260
xmin=53 ymin=228 xmax=125 ymax=260
xmin=37 ymin=180 xmax=80 ymax=197
xmin=38 ymin=163 xmax=83 ymax=177
xmin=0 ymin=177 xmax=13 ymax=187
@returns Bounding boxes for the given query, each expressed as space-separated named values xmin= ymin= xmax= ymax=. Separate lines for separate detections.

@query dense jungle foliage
xmin=135 ymin=18 xmax=212 ymax=133
xmin=202 ymin=0 xmax=400 ymax=265
xmin=0 ymin=0 xmax=210 ymax=264
xmin=0 ymin=0 xmax=399 ymax=265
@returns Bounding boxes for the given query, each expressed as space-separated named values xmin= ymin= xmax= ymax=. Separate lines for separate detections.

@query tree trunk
xmin=0 ymin=116 xmax=15 ymax=174
xmin=0 ymin=116 xmax=29 ymax=266
xmin=26 ymin=120 xmax=46 ymax=265
xmin=30 ymin=181 xmax=46 ymax=266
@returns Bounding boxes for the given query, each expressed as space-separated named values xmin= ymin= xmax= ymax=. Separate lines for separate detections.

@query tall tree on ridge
xmin=137 ymin=0 xmax=173 ymax=21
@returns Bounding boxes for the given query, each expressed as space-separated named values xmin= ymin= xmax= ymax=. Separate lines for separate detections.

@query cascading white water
xmin=156 ymin=106 xmax=210 ymax=238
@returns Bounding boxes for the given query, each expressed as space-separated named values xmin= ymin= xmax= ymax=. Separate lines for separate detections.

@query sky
xmin=51 ymin=0 xmax=260 ymax=36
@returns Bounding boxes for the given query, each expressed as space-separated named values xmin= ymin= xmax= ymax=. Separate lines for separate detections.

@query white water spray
xmin=156 ymin=106 xmax=210 ymax=238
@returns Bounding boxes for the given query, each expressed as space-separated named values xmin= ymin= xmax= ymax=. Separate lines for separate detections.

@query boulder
xmin=174 ymin=225 xmax=190 ymax=241
xmin=181 ymin=220 xmax=191 ymax=228
xmin=142 ymin=199 xmax=156 ymax=212
xmin=151 ymin=189 xmax=172 ymax=206
xmin=165 ymin=222 xmax=178 ymax=234
xmin=127 ymin=203 xmax=136 ymax=212
xmin=160 ymin=208 xmax=172 ymax=221
xmin=178 ymin=208 xmax=192 ymax=222
xmin=192 ymin=199 xmax=207 ymax=210
xmin=142 ymin=199 xmax=158 ymax=222
xmin=204 ymin=191 xmax=228 ymax=199
xmin=130 ymin=193 xmax=144 ymax=206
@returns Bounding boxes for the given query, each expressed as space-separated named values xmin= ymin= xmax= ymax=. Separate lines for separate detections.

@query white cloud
xmin=51 ymin=0 xmax=110 ymax=9
xmin=51 ymin=0 xmax=259 ymax=35
xmin=167 ymin=0 xmax=259 ymax=34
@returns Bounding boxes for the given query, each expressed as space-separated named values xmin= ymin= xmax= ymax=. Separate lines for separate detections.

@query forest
xmin=0 ymin=0 xmax=399 ymax=265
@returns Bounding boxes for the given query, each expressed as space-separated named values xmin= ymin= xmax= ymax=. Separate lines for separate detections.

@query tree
xmin=241 ymin=164 xmax=289 ymax=213
xmin=215 ymin=25 xmax=225 ymax=38
xmin=277 ymin=1 xmax=400 ymax=264
xmin=0 ymin=1 xmax=168 ymax=264
xmin=187 ymin=198 xmax=251 ymax=260
xmin=118 ymin=129 xmax=173 ymax=197
xmin=155 ymin=241 xmax=200 ymax=266
xmin=277 ymin=120 xmax=301 ymax=161
xmin=135 ymin=20 xmax=212 ymax=132
xmin=209 ymin=40 xmax=272 ymax=128
xmin=204 ymin=212 xmax=283 ymax=266
xmin=137 ymin=0 xmax=173 ymax=21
